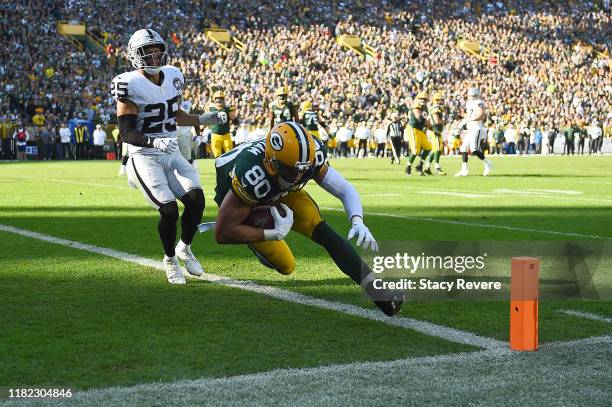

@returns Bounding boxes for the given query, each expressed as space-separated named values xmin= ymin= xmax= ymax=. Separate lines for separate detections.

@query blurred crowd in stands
xmin=1 ymin=0 xmax=610 ymax=160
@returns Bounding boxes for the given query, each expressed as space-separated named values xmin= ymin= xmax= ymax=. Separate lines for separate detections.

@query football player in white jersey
xmin=454 ymin=87 xmax=493 ymax=177
xmin=112 ymin=29 xmax=227 ymax=284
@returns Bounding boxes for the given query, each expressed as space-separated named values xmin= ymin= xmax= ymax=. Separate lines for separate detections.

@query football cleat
xmin=364 ymin=280 xmax=405 ymax=317
xmin=175 ymin=241 xmax=204 ymax=276
xmin=454 ymin=169 xmax=469 ymax=177
xmin=415 ymin=162 xmax=425 ymax=176
xmin=163 ymin=255 xmax=186 ymax=284
xmin=405 ymin=166 xmax=412 ymax=176
xmin=435 ymin=169 xmax=447 ymax=176
xmin=424 ymin=168 xmax=433 ymax=176
xmin=483 ymin=161 xmax=493 ymax=176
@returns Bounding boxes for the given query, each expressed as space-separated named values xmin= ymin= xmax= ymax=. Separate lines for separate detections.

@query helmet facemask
xmin=129 ymin=43 xmax=167 ymax=75
xmin=270 ymin=158 xmax=314 ymax=191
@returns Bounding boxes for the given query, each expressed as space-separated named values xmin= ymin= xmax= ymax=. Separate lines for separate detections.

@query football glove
xmin=264 ymin=204 xmax=294 ymax=241
xmin=152 ymin=137 xmax=179 ymax=154
xmin=348 ymin=217 xmax=378 ymax=251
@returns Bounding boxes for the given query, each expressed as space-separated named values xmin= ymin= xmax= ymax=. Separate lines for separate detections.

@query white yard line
xmin=320 ymin=207 xmax=612 ymax=240
xmin=415 ymin=190 xmax=490 ymax=198
xmin=29 ymin=335 xmax=609 ymax=407
xmin=0 ymin=224 xmax=504 ymax=350
xmin=355 ymin=182 xmax=612 ymax=204
xmin=559 ymin=310 xmax=612 ymax=324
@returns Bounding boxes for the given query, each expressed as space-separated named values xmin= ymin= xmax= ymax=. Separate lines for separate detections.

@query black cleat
xmin=364 ymin=281 xmax=405 ymax=317
xmin=424 ymin=168 xmax=433 ymax=175
xmin=405 ymin=166 xmax=412 ymax=176
xmin=415 ymin=163 xmax=424 ymax=176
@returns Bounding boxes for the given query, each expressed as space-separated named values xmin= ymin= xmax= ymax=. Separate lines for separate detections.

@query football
xmin=243 ymin=205 xmax=286 ymax=229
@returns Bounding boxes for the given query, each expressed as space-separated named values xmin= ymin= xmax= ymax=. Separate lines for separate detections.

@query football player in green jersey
xmin=208 ymin=121 xmax=404 ymax=316
xmin=299 ymin=100 xmax=327 ymax=139
xmin=268 ymin=86 xmax=298 ymax=131
xmin=209 ymin=90 xmax=239 ymax=157
xmin=423 ymin=92 xmax=447 ymax=175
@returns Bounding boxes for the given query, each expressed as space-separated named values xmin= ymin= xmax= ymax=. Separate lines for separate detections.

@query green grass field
xmin=0 ymin=155 xmax=610 ymax=405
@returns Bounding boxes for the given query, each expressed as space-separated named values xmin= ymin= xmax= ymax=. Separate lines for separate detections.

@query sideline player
xmin=269 ymin=86 xmax=298 ymax=131
xmin=209 ymin=90 xmax=238 ymax=158
xmin=207 ymin=122 xmax=404 ymax=316
xmin=111 ymin=29 xmax=226 ymax=284
xmin=404 ymin=92 xmax=432 ymax=176
xmin=454 ymin=87 xmax=493 ymax=177
xmin=423 ymin=92 xmax=447 ymax=175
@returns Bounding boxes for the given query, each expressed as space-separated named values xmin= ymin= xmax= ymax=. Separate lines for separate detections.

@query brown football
xmin=243 ymin=205 xmax=286 ymax=229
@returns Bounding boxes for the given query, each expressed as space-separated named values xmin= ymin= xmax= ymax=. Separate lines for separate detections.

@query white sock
xmin=485 ymin=159 xmax=492 ymax=166
xmin=435 ymin=163 xmax=441 ymax=169
xmin=461 ymin=162 xmax=468 ymax=171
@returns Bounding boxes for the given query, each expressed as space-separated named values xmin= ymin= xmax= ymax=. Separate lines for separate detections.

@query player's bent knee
xmin=182 ymin=188 xmax=205 ymax=212
xmin=276 ymin=257 xmax=296 ymax=275
xmin=158 ymin=201 xmax=179 ymax=222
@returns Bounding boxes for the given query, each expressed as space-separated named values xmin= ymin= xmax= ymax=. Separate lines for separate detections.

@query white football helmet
xmin=127 ymin=29 xmax=167 ymax=75
xmin=468 ymin=87 xmax=480 ymax=99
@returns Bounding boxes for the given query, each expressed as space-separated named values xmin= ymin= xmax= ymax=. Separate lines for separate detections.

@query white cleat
xmin=454 ymin=169 xmax=469 ymax=177
xmin=163 ymin=255 xmax=186 ymax=284
xmin=483 ymin=161 xmax=493 ymax=176
xmin=175 ymin=241 xmax=204 ymax=276
xmin=118 ymin=165 xmax=126 ymax=176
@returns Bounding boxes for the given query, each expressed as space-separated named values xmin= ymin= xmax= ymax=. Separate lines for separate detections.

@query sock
xmin=121 ymin=155 xmax=129 ymax=165
xmin=179 ymin=189 xmax=205 ymax=245
xmin=435 ymin=163 xmax=441 ymax=170
xmin=408 ymin=154 xmax=416 ymax=164
xmin=158 ymin=202 xmax=179 ymax=257
xmin=434 ymin=151 xmax=441 ymax=164
xmin=311 ymin=222 xmax=370 ymax=285
xmin=461 ymin=162 xmax=468 ymax=171
xmin=473 ymin=151 xmax=485 ymax=160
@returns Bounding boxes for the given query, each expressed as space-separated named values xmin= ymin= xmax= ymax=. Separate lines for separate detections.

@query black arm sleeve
xmin=117 ymin=114 xmax=154 ymax=147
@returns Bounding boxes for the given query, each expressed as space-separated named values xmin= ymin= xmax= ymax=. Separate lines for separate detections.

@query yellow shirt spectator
xmin=32 ymin=113 xmax=45 ymax=127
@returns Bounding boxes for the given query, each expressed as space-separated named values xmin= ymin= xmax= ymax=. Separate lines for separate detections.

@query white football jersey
xmin=111 ymin=65 xmax=184 ymax=156
xmin=465 ymin=99 xmax=486 ymax=130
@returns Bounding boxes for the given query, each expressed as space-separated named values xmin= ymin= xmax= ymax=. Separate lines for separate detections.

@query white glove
xmin=152 ymin=137 xmax=179 ymax=154
xmin=264 ymin=204 xmax=294 ymax=241
xmin=348 ymin=217 xmax=378 ymax=251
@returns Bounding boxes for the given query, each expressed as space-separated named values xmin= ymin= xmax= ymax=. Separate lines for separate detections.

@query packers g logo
xmin=270 ymin=132 xmax=283 ymax=151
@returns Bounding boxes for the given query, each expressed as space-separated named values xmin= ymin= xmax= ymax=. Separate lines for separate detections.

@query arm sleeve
xmin=117 ymin=114 xmax=154 ymax=147
xmin=318 ymin=166 xmax=363 ymax=221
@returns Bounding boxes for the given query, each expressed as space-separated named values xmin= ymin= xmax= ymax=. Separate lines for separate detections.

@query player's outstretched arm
xmin=176 ymin=109 xmax=227 ymax=127
xmin=315 ymin=166 xmax=378 ymax=251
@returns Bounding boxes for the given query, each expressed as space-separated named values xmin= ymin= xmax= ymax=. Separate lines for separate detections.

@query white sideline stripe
xmin=560 ymin=309 xmax=612 ymax=324
xmin=320 ymin=207 xmax=612 ymax=240
xmin=0 ymin=224 xmax=504 ymax=350
xmin=70 ymin=335 xmax=611 ymax=402
xmin=355 ymin=182 xmax=612 ymax=204
xmin=9 ymin=175 xmax=130 ymax=190
xmin=528 ymin=189 xmax=583 ymax=195
xmin=415 ymin=190 xmax=490 ymax=198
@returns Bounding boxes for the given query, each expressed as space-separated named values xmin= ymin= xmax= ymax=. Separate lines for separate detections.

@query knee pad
xmin=182 ymin=188 xmax=205 ymax=212
xmin=158 ymin=201 xmax=179 ymax=223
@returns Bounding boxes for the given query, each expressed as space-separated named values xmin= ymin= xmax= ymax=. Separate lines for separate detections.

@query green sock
xmin=311 ymin=222 xmax=370 ymax=285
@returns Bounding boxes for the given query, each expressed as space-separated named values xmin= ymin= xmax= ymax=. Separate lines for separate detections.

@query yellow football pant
xmin=248 ymin=190 xmax=323 ymax=275
xmin=428 ymin=131 xmax=444 ymax=153
xmin=211 ymin=133 xmax=233 ymax=158
xmin=406 ymin=127 xmax=432 ymax=155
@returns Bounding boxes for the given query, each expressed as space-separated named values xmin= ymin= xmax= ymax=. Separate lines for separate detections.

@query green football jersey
xmin=271 ymin=102 xmax=294 ymax=125
xmin=209 ymin=105 xmax=234 ymax=135
xmin=301 ymin=111 xmax=319 ymax=132
xmin=409 ymin=107 xmax=428 ymax=131
xmin=214 ymin=137 xmax=328 ymax=206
